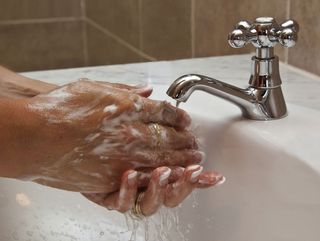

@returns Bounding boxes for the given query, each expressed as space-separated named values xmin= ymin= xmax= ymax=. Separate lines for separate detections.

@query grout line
xmin=138 ymin=0 xmax=143 ymax=53
xmin=81 ymin=0 xmax=89 ymax=65
xmin=85 ymin=17 xmax=156 ymax=61
xmin=286 ymin=0 xmax=291 ymax=19
xmin=0 ymin=17 xmax=81 ymax=25
xmin=191 ymin=0 xmax=195 ymax=58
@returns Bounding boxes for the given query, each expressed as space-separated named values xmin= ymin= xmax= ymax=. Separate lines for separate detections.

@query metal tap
xmin=167 ymin=17 xmax=299 ymax=120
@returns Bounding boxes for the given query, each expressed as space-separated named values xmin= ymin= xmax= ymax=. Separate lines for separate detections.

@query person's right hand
xmin=83 ymin=165 xmax=225 ymax=216
xmin=16 ymin=80 xmax=203 ymax=194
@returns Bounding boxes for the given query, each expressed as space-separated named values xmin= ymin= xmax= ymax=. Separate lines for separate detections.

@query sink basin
xmin=1 ymin=55 xmax=320 ymax=241
xmin=1 ymin=83 xmax=320 ymax=241
xmin=154 ymin=85 xmax=320 ymax=241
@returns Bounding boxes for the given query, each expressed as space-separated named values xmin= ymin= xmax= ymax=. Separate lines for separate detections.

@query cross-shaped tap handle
xmin=228 ymin=17 xmax=299 ymax=49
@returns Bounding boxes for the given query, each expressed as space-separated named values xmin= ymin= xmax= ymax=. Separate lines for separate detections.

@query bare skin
xmin=0 ymin=65 xmax=56 ymax=98
xmin=0 ymin=66 xmax=225 ymax=216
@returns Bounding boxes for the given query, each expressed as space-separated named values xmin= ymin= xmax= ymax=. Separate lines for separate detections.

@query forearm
xmin=0 ymin=65 xmax=56 ymax=98
xmin=0 ymin=98 xmax=38 ymax=178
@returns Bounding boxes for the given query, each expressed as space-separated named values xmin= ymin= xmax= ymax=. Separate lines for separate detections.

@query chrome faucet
xmin=167 ymin=17 xmax=299 ymax=120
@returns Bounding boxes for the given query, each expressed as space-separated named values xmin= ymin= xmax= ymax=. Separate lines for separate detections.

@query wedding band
xmin=150 ymin=123 xmax=162 ymax=148
xmin=131 ymin=191 xmax=145 ymax=219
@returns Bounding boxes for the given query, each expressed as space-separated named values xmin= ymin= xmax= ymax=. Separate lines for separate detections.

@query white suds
xmin=160 ymin=128 xmax=168 ymax=141
xmin=130 ymin=128 xmax=143 ymax=138
xmin=47 ymin=88 xmax=72 ymax=99
xmin=127 ymin=171 xmax=138 ymax=181
xmin=103 ymin=104 xmax=118 ymax=114
xmin=133 ymin=97 xmax=143 ymax=111
xmin=91 ymin=140 xmax=121 ymax=155
xmin=88 ymin=173 xmax=103 ymax=179
xmin=118 ymin=188 xmax=127 ymax=207
xmin=85 ymin=133 xmax=101 ymax=143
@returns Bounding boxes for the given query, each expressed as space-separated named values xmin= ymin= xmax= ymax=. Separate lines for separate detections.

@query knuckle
xmin=117 ymin=205 xmax=130 ymax=213
xmin=164 ymin=200 xmax=179 ymax=208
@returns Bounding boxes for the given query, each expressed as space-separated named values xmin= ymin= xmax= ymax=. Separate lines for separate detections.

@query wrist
xmin=0 ymin=98 xmax=41 ymax=178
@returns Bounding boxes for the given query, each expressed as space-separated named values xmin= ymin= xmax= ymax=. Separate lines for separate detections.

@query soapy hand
xmin=83 ymin=166 xmax=225 ymax=216
xmin=22 ymin=80 xmax=204 ymax=193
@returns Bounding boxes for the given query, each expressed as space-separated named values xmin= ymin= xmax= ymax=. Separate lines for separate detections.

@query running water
xmin=122 ymin=206 xmax=191 ymax=241
xmin=122 ymin=191 xmax=202 ymax=241
xmin=118 ymin=108 xmax=207 ymax=241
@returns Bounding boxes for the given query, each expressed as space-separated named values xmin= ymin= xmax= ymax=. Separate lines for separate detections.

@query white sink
xmin=1 ymin=55 xmax=320 ymax=241
xmin=152 ymin=86 xmax=320 ymax=241
xmin=1 ymin=85 xmax=320 ymax=241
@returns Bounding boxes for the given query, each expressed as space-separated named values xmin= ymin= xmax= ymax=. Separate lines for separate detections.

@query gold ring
xmin=150 ymin=123 xmax=162 ymax=148
xmin=131 ymin=191 xmax=145 ymax=219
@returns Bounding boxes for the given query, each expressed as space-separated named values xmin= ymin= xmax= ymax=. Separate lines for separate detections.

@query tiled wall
xmin=0 ymin=0 xmax=319 ymax=76
xmin=0 ymin=0 xmax=85 ymax=72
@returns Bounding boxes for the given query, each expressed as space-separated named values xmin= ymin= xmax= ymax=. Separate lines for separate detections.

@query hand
xmin=20 ymin=80 xmax=202 ymax=193
xmin=83 ymin=165 xmax=225 ymax=216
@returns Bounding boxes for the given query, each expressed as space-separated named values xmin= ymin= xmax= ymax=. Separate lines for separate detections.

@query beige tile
xmin=141 ymin=0 xmax=192 ymax=60
xmin=289 ymin=0 xmax=320 ymax=76
xmin=86 ymin=23 xmax=143 ymax=66
xmin=0 ymin=21 xmax=85 ymax=72
xmin=195 ymin=0 xmax=288 ymax=60
xmin=0 ymin=0 xmax=81 ymax=21
xmin=86 ymin=0 xmax=140 ymax=48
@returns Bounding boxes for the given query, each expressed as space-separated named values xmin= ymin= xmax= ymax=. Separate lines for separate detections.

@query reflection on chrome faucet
xmin=167 ymin=17 xmax=299 ymax=121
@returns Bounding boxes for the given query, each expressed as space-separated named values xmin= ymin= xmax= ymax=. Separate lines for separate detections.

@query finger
xmin=164 ymin=165 xmax=203 ymax=208
xmin=134 ymin=149 xmax=204 ymax=168
xmin=94 ymin=81 xmax=153 ymax=97
xmin=140 ymin=99 xmax=191 ymax=129
xmin=139 ymin=167 xmax=171 ymax=216
xmin=82 ymin=193 xmax=106 ymax=206
xmin=146 ymin=123 xmax=198 ymax=149
xmin=126 ymin=122 xmax=198 ymax=150
xmin=137 ymin=166 xmax=184 ymax=187
xmin=132 ymin=86 xmax=153 ymax=98
xmin=196 ymin=172 xmax=225 ymax=188
xmin=103 ymin=170 xmax=138 ymax=213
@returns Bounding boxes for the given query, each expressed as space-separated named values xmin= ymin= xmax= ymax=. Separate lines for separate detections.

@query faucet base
xmin=243 ymin=86 xmax=287 ymax=121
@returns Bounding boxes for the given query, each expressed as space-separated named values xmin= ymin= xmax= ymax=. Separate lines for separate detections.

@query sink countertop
xmin=22 ymin=54 xmax=320 ymax=111
xmin=22 ymin=54 xmax=320 ymax=176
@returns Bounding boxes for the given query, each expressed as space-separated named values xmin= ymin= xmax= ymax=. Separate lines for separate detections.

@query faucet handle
xmin=228 ymin=17 xmax=299 ymax=49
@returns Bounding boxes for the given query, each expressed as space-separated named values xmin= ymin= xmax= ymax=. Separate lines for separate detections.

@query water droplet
xmin=99 ymin=231 xmax=104 ymax=236
xmin=11 ymin=231 xmax=19 ymax=240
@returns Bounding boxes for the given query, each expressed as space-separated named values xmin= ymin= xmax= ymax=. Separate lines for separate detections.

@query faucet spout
xmin=167 ymin=74 xmax=287 ymax=120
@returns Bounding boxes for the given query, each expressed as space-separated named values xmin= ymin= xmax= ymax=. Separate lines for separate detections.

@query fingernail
xmin=127 ymin=171 xmax=138 ymax=186
xmin=215 ymin=176 xmax=226 ymax=186
xmin=198 ymin=174 xmax=226 ymax=186
xmin=186 ymin=164 xmax=200 ymax=171
xmin=159 ymin=168 xmax=171 ymax=186
xmin=190 ymin=166 xmax=203 ymax=183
